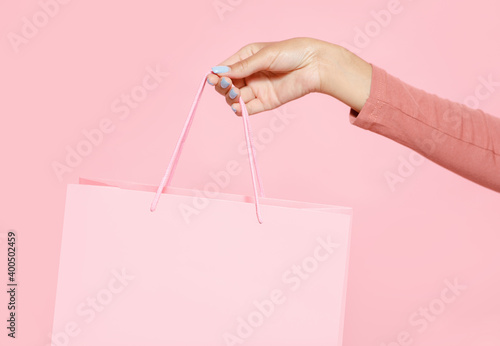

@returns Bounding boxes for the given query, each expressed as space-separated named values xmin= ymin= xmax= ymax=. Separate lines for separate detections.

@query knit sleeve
xmin=349 ymin=64 xmax=500 ymax=193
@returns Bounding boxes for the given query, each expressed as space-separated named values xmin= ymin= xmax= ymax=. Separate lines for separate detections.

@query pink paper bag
xmin=52 ymin=177 xmax=352 ymax=346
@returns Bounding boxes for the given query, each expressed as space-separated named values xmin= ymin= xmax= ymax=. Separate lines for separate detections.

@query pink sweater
xmin=350 ymin=64 xmax=500 ymax=193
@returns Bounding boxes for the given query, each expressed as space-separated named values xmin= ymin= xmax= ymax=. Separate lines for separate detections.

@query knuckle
xmin=239 ymin=59 xmax=249 ymax=72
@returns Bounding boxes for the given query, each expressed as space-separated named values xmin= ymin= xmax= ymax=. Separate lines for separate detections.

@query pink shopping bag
xmin=52 ymin=73 xmax=353 ymax=345
xmin=52 ymin=177 xmax=352 ymax=346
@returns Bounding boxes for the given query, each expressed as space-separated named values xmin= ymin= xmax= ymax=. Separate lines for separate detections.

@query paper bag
xmin=52 ymin=177 xmax=352 ymax=346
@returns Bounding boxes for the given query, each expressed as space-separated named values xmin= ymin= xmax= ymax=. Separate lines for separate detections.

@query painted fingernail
xmin=212 ymin=66 xmax=230 ymax=74
xmin=206 ymin=77 xmax=215 ymax=86
xmin=220 ymin=78 xmax=230 ymax=89
xmin=231 ymin=105 xmax=237 ymax=113
xmin=229 ymin=88 xmax=237 ymax=99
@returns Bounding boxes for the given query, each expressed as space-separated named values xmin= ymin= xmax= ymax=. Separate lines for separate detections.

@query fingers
xmin=206 ymin=73 xmax=244 ymax=89
xmin=206 ymin=42 xmax=272 ymax=116
xmin=228 ymin=87 xmax=264 ymax=116
xmin=205 ymin=75 xmax=261 ymax=116
xmin=206 ymin=42 xmax=267 ymax=86
xmin=224 ymin=84 xmax=254 ymax=108
xmin=206 ymin=74 xmax=219 ymax=87
xmin=217 ymin=42 xmax=269 ymax=68
xmin=231 ymin=98 xmax=266 ymax=117
xmin=205 ymin=74 xmax=240 ymax=110
xmin=215 ymin=76 xmax=232 ymax=95
xmin=217 ymin=48 xmax=275 ymax=80
xmin=210 ymin=42 xmax=273 ymax=80
xmin=206 ymin=75 xmax=247 ymax=105
xmin=206 ymin=74 xmax=231 ymax=97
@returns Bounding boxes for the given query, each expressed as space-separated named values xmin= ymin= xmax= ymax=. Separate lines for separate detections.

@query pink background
xmin=1 ymin=0 xmax=500 ymax=345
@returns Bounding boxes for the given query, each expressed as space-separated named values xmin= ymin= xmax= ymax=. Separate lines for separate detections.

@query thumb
xmin=216 ymin=48 xmax=274 ymax=79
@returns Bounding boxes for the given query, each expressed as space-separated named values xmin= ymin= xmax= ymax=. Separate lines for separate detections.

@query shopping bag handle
xmin=150 ymin=71 xmax=264 ymax=223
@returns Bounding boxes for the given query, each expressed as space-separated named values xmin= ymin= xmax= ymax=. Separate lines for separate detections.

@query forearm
xmin=330 ymin=54 xmax=500 ymax=193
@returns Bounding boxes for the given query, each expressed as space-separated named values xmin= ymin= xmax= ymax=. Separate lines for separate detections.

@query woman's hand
xmin=206 ymin=37 xmax=372 ymax=116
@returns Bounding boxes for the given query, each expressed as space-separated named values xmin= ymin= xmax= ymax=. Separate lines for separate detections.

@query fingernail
xmin=212 ymin=66 xmax=230 ymax=74
xmin=220 ymin=78 xmax=230 ymax=89
xmin=206 ymin=77 xmax=215 ymax=86
xmin=231 ymin=105 xmax=237 ymax=113
xmin=229 ymin=88 xmax=237 ymax=99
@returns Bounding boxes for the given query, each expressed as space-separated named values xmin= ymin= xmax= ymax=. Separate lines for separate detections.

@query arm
xmin=325 ymin=47 xmax=500 ymax=192
xmin=208 ymin=38 xmax=500 ymax=193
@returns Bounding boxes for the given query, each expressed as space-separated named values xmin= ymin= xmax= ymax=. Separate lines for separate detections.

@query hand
xmin=207 ymin=37 xmax=372 ymax=116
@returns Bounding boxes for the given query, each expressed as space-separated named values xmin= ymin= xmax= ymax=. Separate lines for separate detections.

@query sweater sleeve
xmin=349 ymin=64 xmax=500 ymax=193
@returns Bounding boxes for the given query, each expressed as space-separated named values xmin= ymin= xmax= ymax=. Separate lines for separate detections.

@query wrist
xmin=317 ymin=43 xmax=373 ymax=113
